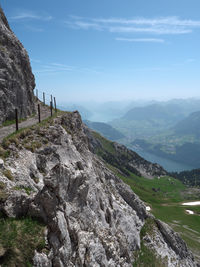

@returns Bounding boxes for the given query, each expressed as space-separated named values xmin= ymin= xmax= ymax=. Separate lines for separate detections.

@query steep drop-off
xmin=0 ymin=6 xmax=35 ymax=124
xmin=0 ymin=112 xmax=198 ymax=266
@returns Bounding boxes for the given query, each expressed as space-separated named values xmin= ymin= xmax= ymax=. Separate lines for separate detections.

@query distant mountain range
xmin=59 ymin=99 xmax=200 ymax=170
xmin=132 ymin=111 xmax=200 ymax=168
xmin=110 ymin=99 xmax=200 ymax=141
xmin=174 ymin=111 xmax=200 ymax=137
xmin=84 ymin=120 xmax=125 ymax=141
xmin=122 ymin=103 xmax=185 ymax=122
xmin=110 ymin=103 xmax=186 ymax=141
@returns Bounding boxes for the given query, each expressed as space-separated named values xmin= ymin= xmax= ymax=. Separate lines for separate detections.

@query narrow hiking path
xmin=0 ymin=101 xmax=52 ymax=142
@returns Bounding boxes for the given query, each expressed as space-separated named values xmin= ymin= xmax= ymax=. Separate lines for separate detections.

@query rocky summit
xmin=0 ymin=6 xmax=35 ymax=124
xmin=0 ymin=111 xmax=198 ymax=266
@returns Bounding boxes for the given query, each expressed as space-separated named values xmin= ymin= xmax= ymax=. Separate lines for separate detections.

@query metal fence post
xmin=51 ymin=95 xmax=53 ymax=108
xmin=54 ymin=97 xmax=57 ymax=112
xmin=43 ymin=92 xmax=45 ymax=105
xmin=15 ymin=108 xmax=18 ymax=131
xmin=38 ymin=104 xmax=41 ymax=123
xmin=50 ymin=101 xmax=53 ymax=117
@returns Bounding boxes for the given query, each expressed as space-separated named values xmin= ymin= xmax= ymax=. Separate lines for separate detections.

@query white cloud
xmin=93 ymin=17 xmax=200 ymax=27
xmin=33 ymin=62 xmax=101 ymax=75
xmin=65 ymin=16 xmax=200 ymax=35
xmin=10 ymin=11 xmax=52 ymax=21
xmin=116 ymin=37 xmax=165 ymax=43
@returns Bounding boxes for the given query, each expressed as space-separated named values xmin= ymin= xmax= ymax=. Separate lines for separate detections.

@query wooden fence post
xmin=38 ymin=104 xmax=41 ymax=123
xmin=51 ymin=95 xmax=53 ymax=108
xmin=43 ymin=92 xmax=45 ymax=105
xmin=54 ymin=97 xmax=57 ymax=112
xmin=15 ymin=108 xmax=18 ymax=131
xmin=50 ymin=101 xmax=53 ymax=117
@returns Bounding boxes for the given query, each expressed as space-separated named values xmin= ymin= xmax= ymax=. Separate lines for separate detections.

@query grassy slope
xmin=92 ymin=131 xmax=200 ymax=262
xmin=113 ymin=167 xmax=200 ymax=262
xmin=0 ymin=217 xmax=46 ymax=266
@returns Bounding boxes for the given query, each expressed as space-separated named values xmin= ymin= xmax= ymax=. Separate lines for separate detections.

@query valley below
xmin=130 ymin=144 xmax=196 ymax=172
xmin=90 ymin=129 xmax=200 ymax=264
xmin=120 ymin=173 xmax=200 ymax=263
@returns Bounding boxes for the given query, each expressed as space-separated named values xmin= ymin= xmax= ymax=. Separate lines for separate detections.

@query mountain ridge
xmin=0 ymin=111 xmax=198 ymax=266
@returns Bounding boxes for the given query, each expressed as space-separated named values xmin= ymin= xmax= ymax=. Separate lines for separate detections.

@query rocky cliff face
xmin=85 ymin=126 xmax=167 ymax=179
xmin=0 ymin=6 xmax=35 ymax=124
xmin=0 ymin=111 xmax=198 ymax=266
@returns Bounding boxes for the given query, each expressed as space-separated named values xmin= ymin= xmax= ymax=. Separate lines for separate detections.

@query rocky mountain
xmin=0 ymin=6 xmax=35 ymax=125
xmin=84 ymin=120 xmax=125 ymax=141
xmin=0 ymin=111 xmax=198 ymax=266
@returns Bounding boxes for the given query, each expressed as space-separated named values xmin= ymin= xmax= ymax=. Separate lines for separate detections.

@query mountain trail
xmin=0 ymin=101 xmax=51 ymax=142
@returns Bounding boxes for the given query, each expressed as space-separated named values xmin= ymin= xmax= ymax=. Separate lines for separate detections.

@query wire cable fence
xmin=1 ymin=89 xmax=58 ymax=133
xmin=35 ymin=89 xmax=73 ymax=112
xmin=34 ymin=88 xmax=57 ymax=110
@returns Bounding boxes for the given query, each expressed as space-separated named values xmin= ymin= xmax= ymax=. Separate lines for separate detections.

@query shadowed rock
xmin=0 ymin=6 xmax=35 ymax=124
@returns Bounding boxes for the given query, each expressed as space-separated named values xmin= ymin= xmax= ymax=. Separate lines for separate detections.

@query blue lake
xmin=130 ymin=146 xmax=196 ymax=172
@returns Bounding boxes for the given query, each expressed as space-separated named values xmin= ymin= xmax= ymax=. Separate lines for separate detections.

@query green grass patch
xmin=13 ymin=186 xmax=34 ymax=195
xmin=92 ymin=131 xmax=116 ymax=155
xmin=0 ymin=217 xmax=46 ymax=266
xmin=2 ymin=110 xmax=65 ymax=146
xmin=1 ymin=113 xmax=37 ymax=128
xmin=186 ymin=206 xmax=200 ymax=214
xmin=0 ymin=146 xmax=10 ymax=159
xmin=24 ymin=141 xmax=42 ymax=153
xmin=134 ymin=242 xmax=166 ymax=267
xmin=107 ymin=165 xmax=200 ymax=262
xmin=0 ymin=182 xmax=8 ymax=201
xmin=115 ymin=171 xmax=185 ymax=204
xmin=3 ymin=169 xmax=14 ymax=181
xmin=134 ymin=218 xmax=167 ymax=267
xmin=2 ymin=118 xmax=26 ymax=127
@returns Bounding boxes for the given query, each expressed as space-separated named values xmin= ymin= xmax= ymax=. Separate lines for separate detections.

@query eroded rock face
xmin=0 ymin=112 xmax=198 ymax=266
xmin=0 ymin=6 xmax=35 ymax=124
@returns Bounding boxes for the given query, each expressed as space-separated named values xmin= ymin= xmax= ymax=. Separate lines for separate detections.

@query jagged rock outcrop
xmin=0 ymin=6 xmax=35 ymax=124
xmin=0 ymin=112 xmax=198 ymax=266
xmin=85 ymin=125 xmax=167 ymax=179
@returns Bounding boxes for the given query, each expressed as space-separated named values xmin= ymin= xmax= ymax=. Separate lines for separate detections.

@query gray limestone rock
xmin=0 ymin=112 xmax=198 ymax=266
xmin=0 ymin=6 xmax=35 ymax=124
xmin=0 ymin=158 xmax=4 ymax=168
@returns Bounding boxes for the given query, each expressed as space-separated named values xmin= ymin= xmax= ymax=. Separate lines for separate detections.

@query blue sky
xmin=1 ymin=0 xmax=200 ymax=103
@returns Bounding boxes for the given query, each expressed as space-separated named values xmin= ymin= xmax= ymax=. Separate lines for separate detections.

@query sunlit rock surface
xmin=0 ymin=112 xmax=198 ymax=266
